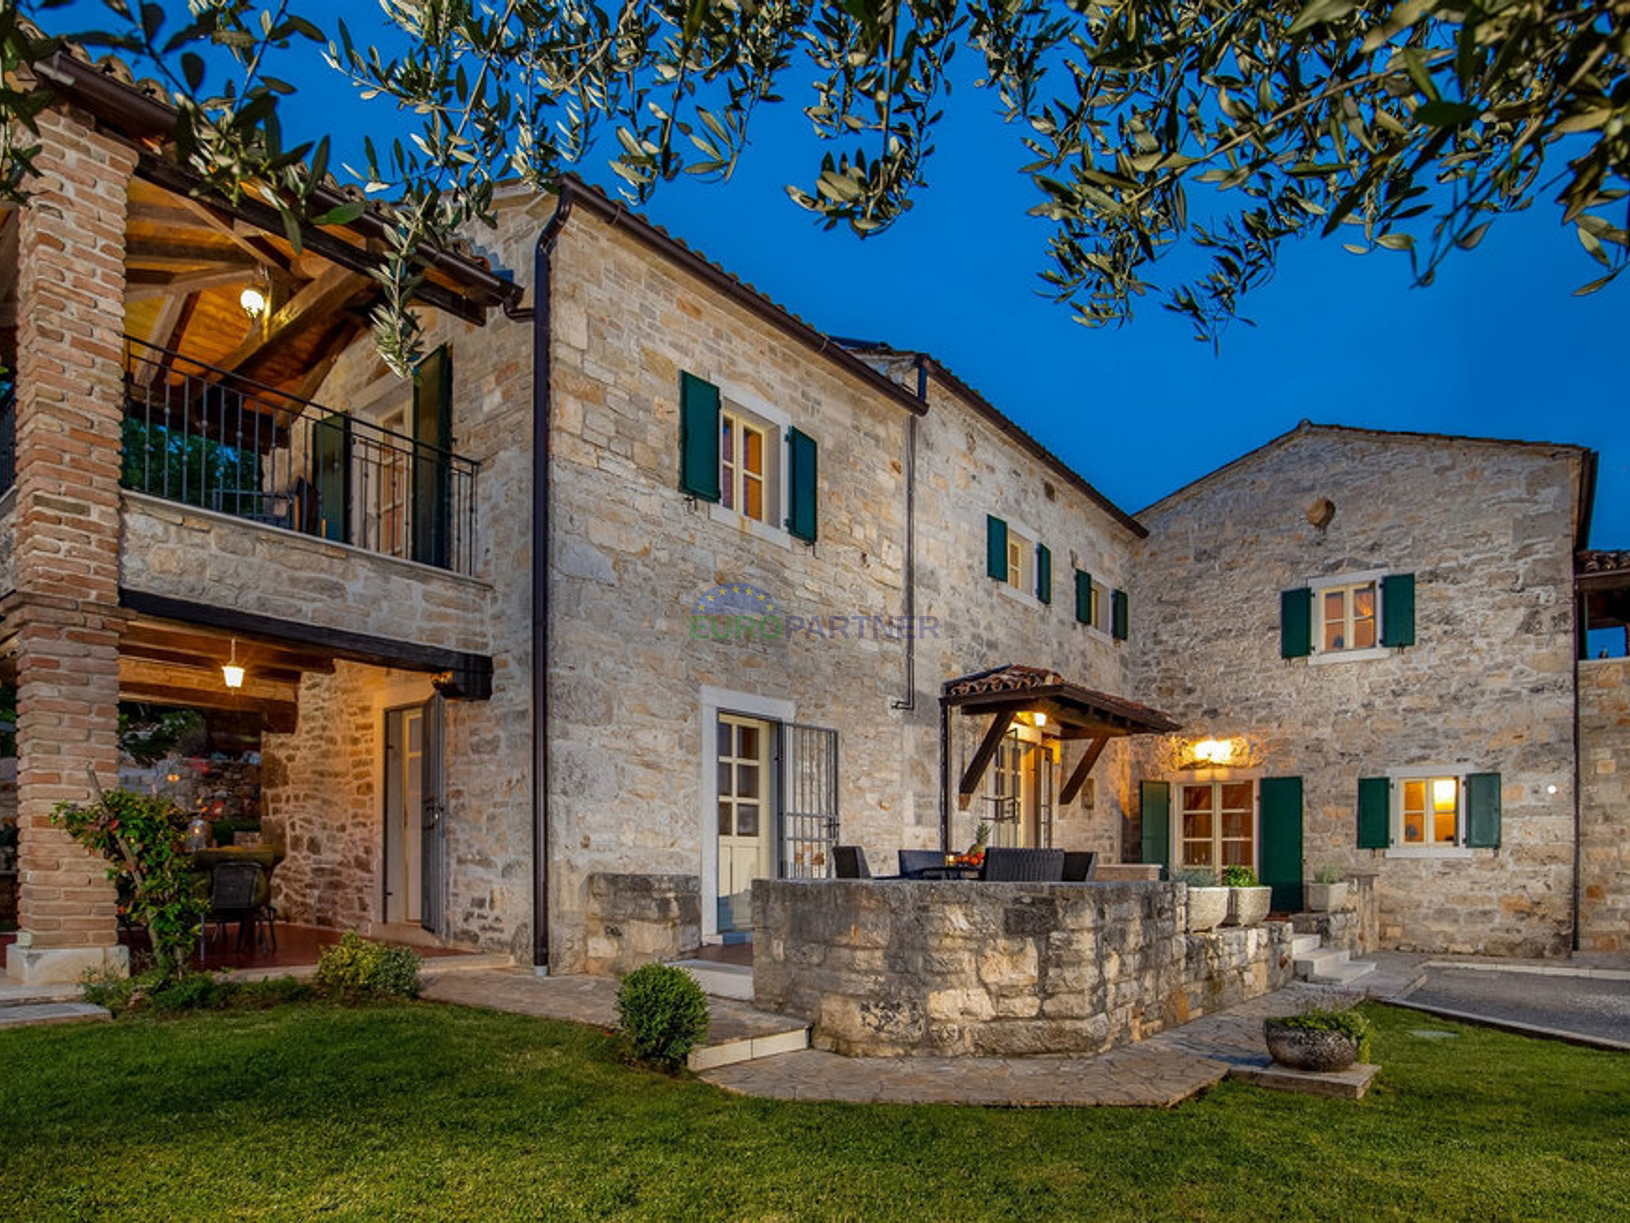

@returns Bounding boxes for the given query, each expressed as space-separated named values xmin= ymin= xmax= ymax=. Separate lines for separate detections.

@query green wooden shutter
xmin=1281 ymin=588 xmax=1313 ymax=657
xmin=787 ymin=427 xmax=818 ymax=542
xmin=1259 ymin=777 xmax=1305 ymax=912
xmin=1111 ymin=589 xmax=1129 ymax=641
xmin=1140 ymin=780 xmax=1170 ymax=870
xmin=679 ymin=372 xmax=721 ymax=501
xmin=986 ymin=515 xmax=1008 ymax=581
xmin=1464 ymin=772 xmax=1502 ymax=848
xmin=412 ymin=345 xmax=452 ymax=568
xmin=1381 ymin=573 xmax=1416 ymax=647
xmin=1357 ymin=776 xmax=1391 ymax=849
xmin=312 ymin=413 xmax=351 ymax=544
xmin=1036 ymin=544 xmax=1052 ymax=604
xmin=1074 ymin=571 xmax=1094 ymax=625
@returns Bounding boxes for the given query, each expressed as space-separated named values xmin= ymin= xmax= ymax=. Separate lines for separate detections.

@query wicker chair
xmin=979 ymin=847 xmax=1066 ymax=882
xmin=833 ymin=845 xmax=873 ymax=879
xmin=1062 ymin=851 xmax=1099 ymax=882
xmin=897 ymin=849 xmax=946 ymax=879
xmin=204 ymin=861 xmax=276 ymax=954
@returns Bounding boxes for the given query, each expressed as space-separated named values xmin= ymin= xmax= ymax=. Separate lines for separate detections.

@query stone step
xmin=1308 ymin=958 xmax=1377 ymax=987
xmin=672 ymin=960 xmax=755 ymax=1001
xmin=1290 ymin=933 xmax=1322 ymax=957
xmin=0 ymin=1001 xmax=110 ymax=1029
xmin=0 ymin=980 xmax=83 ymax=1008
xmin=1294 ymin=947 xmax=1351 ymax=979
xmin=688 ymin=1022 xmax=809 ymax=1071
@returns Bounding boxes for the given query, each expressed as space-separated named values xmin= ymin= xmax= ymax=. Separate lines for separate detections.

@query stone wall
xmin=582 ymin=873 xmax=701 ymax=975
xmin=754 ymin=879 xmax=1292 ymax=1057
xmin=1579 ymin=658 xmax=1630 ymax=951
xmin=1132 ymin=425 xmax=1584 ymax=956
xmin=538 ymin=203 xmax=1149 ymax=970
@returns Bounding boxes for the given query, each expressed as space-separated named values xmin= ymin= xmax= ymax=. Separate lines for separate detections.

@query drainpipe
xmin=1572 ymin=585 xmax=1585 ymax=953
xmin=890 ymin=355 xmax=924 ymax=713
xmin=506 ymin=188 xmax=576 ymax=972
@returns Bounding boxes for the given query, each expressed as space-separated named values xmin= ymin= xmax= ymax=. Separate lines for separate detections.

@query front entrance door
xmin=716 ymin=713 xmax=774 ymax=935
xmin=384 ymin=699 xmax=444 ymax=932
xmin=986 ymin=730 xmax=1058 ymax=848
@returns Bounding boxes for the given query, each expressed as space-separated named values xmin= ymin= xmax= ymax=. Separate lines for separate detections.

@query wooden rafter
xmin=957 ymin=709 xmax=1017 ymax=811
xmin=213 ymin=262 xmax=370 ymax=375
xmin=1059 ymin=736 xmax=1110 ymax=806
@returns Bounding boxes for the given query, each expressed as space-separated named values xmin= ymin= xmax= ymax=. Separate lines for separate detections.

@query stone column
xmin=4 ymin=106 xmax=135 ymax=985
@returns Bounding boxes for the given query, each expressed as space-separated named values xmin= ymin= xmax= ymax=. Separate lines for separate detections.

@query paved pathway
xmin=422 ymin=967 xmax=1339 ymax=1107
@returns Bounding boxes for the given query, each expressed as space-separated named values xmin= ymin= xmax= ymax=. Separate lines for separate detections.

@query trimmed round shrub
xmin=615 ymin=963 xmax=710 ymax=1071
xmin=316 ymin=931 xmax=422 ymax=998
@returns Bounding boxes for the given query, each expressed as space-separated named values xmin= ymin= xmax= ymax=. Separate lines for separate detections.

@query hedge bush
xmin=315 ymin=932 xmax=422 ymax=999
xmin=615 ymin=963 xmax=710 ymax=1071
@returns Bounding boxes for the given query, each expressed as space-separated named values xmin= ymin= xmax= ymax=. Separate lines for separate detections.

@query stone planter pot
xmin=1264 ymin=1020 xmax=1361 ymax=1072
xmin=1305 ymin=881 xmax=1349 ymax=912
xmin=1185 ymin=885 xmax=1230 ymax=932
xmin=1224 ymin=885 xmax=1273 ymax=926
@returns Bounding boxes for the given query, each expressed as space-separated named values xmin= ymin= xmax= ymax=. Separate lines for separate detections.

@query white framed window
xmin=1398 ymin=774 xmax=1461 ymax=847
xmin=720 ymin=406 xmax=777 ymax=525
xmin=1178 ymin=780 xmax=1256 ymax=872
xmin=1318 ymin=580 xmax=1378 ymax=653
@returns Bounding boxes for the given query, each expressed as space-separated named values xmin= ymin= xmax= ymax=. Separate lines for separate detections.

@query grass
xmin=1 ymin=1001 xmax=1628 ymax=1221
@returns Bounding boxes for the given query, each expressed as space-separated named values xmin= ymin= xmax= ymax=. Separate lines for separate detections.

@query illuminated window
xmin=1179 ymin=781 xmax=1255 ymax=871
xmin=1319 ymin=581 xmax=1377 ymax=652
xmin=1400 ymin=775 xmax=1460 ymax=846
xmin=720 ymin=409 xmax=773 ymax=523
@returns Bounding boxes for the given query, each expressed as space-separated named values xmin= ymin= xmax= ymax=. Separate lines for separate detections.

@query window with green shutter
xmin=1139 ymin=780 xmax=1170 ymax=870
xmin=986 ymin=515 xmax=1008 ymax=581
xmin=787 ymin=427 xmax=817 ymax=542
xmin=1111 ymin=589 xmax=1128 ymax=641
xmin=1464 ymin=772 xmax=1501 ymax=848
xmin=1281 ymin=588 xmax=1313 ymax=658
xmin=1357 ymin=777 xmax=1390 ymax=848
xmin=679 ymin=372 xmax=721 ymax=501
xmin=1074 ymin=570 xmax=1095 ymax=626
xmin=1036 ymin=544 xmax=1052 ymax=604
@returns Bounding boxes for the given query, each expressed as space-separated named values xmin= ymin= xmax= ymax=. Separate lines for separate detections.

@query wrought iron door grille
xmin=781 ymin=722 xmax=839 ymax=878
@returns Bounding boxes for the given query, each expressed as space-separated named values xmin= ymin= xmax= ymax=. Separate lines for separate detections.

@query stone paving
xmin=422 ymin=966 xmax=1344 ymax=1107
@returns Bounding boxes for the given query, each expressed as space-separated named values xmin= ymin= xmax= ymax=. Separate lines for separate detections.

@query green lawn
xmin=2 ymin=1001 xmax=1627 ymax=1221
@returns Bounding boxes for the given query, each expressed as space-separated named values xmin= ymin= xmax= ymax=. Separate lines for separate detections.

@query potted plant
xmin=1264 ymin=1004 xmax=1373 ymax=1072
xmin=1305 ymin=863 xmax=1350 ymax=912
xmin=1177 ymin=868 xmax=1230 ymax=932
xmin=1221 ymin=864 xmax=1273 ymax=926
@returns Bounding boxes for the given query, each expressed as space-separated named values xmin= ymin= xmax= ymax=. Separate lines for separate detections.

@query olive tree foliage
xmin=2 ymin=1 xmax=1624 ymax=364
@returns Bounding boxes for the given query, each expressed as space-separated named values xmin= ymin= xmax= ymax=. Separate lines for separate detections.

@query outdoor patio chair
xmin=833 ymin=845 xmax=872 ymax=879
xmin=204 ymin=861 xmax=276 ymax=956
xmin=897 ymin=849 xmax=945 ymax=879
xmin=1062 ymin=851 xmax=1099 ymax=882
xmin=979 ymin=847 xmax=1065 ymax=882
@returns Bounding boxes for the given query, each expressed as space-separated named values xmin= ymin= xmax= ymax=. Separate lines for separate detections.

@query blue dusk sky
xmin=56 ymin=5 xmax=1628 ymax=544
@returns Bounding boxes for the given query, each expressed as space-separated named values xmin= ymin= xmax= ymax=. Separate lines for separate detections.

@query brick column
xmin=4 ymin=107 xmax=135 ymax=985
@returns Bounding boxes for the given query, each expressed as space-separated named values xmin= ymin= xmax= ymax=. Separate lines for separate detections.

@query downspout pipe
xmin=509 ymin=188 xmax=576 ymax=972
xmin=891 ymin=355 xmax=925 ymax=712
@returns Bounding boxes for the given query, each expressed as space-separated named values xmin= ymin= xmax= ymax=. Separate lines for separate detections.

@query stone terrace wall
xmin=754 ymin=879 xmax=1292 ymax=1057
xmin=1579 ymin=658 xmax=1630 ymax=951
xmin=1132 ymin=426 xmax=1583 ymax=956
xmin=582 ymin=872 xmax=701 ymax=975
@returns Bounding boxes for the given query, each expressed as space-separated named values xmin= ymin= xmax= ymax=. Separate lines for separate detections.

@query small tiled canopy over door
xmin=1258 ymin=776 xmax=1304 ymax=911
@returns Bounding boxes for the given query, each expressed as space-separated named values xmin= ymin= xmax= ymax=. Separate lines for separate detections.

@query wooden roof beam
xmin=957 ymin=709 xmax=1016 ymax=811
xmin=213 ymin=262 xmax=370 ymax=375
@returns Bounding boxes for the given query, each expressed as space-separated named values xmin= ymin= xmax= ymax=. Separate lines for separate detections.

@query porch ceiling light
xmin=240 ymin=267 xmax=269 ymax=321
xmin=1192 ymin=737 xmax=1235 ymax=765
xmin=222 ymin=638 xmax=245 ymax=690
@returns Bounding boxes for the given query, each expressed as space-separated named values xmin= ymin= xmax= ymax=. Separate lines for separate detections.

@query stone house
xmin=1 ymin=51 xmax=1624 ymax=985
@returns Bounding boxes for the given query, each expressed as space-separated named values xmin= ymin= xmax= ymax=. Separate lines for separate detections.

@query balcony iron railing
xmin=120 ymin=337 xmax=477 ymax=575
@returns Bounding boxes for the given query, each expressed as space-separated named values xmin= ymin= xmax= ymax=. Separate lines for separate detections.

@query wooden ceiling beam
xmin=118 ymin=680 xmax=299 ymax=734
xmin=213 ymin=262 xmax=370 ymax=375
xmin=126 ymin=238 xmax=259 ymax=269
xmin=169 ymin=193 xmax=293 ymax=275
xmin=123 ymin=623 xmax=338 ymax=675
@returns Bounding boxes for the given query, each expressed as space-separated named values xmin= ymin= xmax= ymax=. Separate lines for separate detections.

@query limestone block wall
xmin=120 ymin=492 xmax=494 ymax=656
xmin=1132 ymin=425 xmax=1584 ymax=955
xmin=1579 ymin=658 xmax=1630 ymax=951
xmin=582 ymin=872 xmax=702 ymax=974
xmin=754 ymin=879 xmax=1292 ymax=1057
xmin=538 ymin=203 xmax=1149 ymax=971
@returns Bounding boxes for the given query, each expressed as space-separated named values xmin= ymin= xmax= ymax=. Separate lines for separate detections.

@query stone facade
xmin=1579 ymin=658 xmax=1630 ymax=951
xmin=582 ymin=873 xmax=702 ymax=975
xmin=1132 ymin=426 xmax=1585 ymax=955
xmin=754 ymin=879 xmax=1292 ymax=1056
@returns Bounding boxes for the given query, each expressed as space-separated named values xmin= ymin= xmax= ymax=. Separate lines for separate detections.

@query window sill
xmin=997 ymin=581 xmax=1044 ymax=611
xmin=1309 ymin=646 xmax=1390 ymax=666
xmin=1383 ymin=846 xmax=1475 ymax=860
xmin=708 ymin=502 xmax=792 ymax=549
